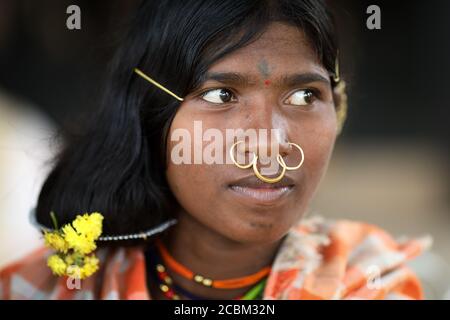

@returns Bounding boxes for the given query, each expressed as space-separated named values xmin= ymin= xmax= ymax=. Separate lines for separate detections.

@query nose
xmin=237 ymin=99 xmax=294 ymax=172
xmin=246 ymin=126 xmax=291 ymax=163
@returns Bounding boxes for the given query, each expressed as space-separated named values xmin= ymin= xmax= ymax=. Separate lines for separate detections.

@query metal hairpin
xmin=29 ymin=208 xmax=178 ymax=242
xmin=134 ymin=68 xmax=184 ymax=102
xmin=333 ymin=53 xmax=340 ymax=83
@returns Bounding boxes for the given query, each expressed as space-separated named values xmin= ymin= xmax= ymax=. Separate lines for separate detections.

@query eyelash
xmin=199 ymin=88 xmax=237 ymax=105
xmin=286 ymin=88 xmax=320 ymax=105
xmin=198 ymin=87 xmax=320 ymax=106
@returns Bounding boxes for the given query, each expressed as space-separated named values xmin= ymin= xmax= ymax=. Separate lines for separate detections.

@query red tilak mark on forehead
xmin=264 ymin=79 xmax=271 ymax=86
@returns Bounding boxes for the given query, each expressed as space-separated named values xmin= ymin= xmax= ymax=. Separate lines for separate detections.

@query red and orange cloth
xmin=0 ymin=216 xmax=432 ymax=300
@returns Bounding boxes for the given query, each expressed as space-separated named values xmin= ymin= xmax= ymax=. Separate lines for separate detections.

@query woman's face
xmin=166 ymin=22 xmax=338 ymax=244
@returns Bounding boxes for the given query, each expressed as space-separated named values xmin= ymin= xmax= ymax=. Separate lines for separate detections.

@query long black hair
xmin=36 ymin=0 xmax=339 ymax=238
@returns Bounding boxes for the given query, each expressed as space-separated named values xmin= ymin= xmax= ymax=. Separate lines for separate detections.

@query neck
xmin=157 ymin=211 xmax=284 ymax=299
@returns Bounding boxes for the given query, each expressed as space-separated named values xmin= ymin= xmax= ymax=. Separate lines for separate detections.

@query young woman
xmin=0 ymin=0 xmax=430 ymax=300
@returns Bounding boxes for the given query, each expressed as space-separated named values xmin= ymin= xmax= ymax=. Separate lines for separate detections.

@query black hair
xmin=36 ymin=0 xmax=339 ymax=240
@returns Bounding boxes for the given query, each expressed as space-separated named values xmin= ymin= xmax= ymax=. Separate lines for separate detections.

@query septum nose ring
xmin=229 ymin=141 xmax=305 ymax=184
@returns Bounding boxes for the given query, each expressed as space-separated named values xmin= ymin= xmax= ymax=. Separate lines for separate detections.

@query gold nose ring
xmin=229 ymin=141 xmax=257 ymax=169
xmin=229 ymin=141 xmax=303 ymax=184
xmin=277 ymin=142 xmax=304 ymax=170
xmin=252 ymin=154 xmax=286 ymax=183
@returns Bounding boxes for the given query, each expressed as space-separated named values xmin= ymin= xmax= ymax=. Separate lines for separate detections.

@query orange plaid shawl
xmin=0 ymin=216 xmax=431 ymax=300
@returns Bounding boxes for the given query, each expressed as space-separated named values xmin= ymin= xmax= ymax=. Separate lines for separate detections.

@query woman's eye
xmin=201 ymin=88 xmax=236 ymax=104
xmin=284 ymin=89 xmax=316 ymax=106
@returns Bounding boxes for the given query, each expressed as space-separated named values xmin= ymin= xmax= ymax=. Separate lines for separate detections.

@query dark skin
xmin=150 ymin=22 xmax=339 ymax=300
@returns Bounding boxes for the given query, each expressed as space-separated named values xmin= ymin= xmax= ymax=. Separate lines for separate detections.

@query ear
xmin=332 ymin=80 xmax=348 ymax=135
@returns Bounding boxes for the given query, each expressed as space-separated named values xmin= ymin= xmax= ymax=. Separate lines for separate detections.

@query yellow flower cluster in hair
xmin=44 ymin=212 xmax=104 ymax=279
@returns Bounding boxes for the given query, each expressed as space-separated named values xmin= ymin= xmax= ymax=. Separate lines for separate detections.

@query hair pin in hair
xmin=333 ymin=53 xmax=340 ymax=83
xmin=134 ymin=68 xmax=184 ymax=102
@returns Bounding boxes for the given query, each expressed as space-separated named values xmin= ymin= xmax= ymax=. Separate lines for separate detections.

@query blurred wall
xmin=0 ymin=90 xmax=56 ymax=267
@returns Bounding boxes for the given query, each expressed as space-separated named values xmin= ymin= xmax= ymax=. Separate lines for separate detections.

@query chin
xmin=221 ymin=218 xmax=292 ymax=244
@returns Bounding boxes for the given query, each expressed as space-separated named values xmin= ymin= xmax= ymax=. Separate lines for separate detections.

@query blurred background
xmin=0 ymin=0 xmax=449 ymax=298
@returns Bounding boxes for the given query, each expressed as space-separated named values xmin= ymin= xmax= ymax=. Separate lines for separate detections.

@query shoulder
xmin=266 ymin=215 xmax=432 ymax=300
xmin=0 ymin=247 xmax=55 ymax=299
xmin=291 ymin=215 xmax=432 ymax=261
xmin=324 ymin=217 xmax=432 ymax=300
xmin=0 ymin=245 xmax=149 ymax=300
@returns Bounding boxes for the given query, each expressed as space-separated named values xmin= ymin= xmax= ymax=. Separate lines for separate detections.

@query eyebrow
xmin=201 ymin=71 xmax=331 ymax=88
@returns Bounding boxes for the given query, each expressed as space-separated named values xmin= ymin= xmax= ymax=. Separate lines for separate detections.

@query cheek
xmin=166 ymin=162 xmax=218 ymax=212
xmin=301 ymin=112 xmax=337 ymax=189
xmin=165 ymin=110 xmax=226 ymax=231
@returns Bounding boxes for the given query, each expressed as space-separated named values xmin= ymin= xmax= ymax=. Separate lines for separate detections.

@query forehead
xmin=207 ymin=22 xmax=324 ymax=76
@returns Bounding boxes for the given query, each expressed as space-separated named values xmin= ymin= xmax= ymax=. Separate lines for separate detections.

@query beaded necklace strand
xmin=146 ymin=243 xmax=267 ymax=300
xmin=155 ymin=238 xmax=271 ymax=290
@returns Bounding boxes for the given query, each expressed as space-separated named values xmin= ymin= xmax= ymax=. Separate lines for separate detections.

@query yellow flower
xmin=62 ymin=224 xmax=97 ymax=255
xmin=47 ymin=254 xmax=67 ymax=276
xmin=80 ymin=255 xmax=99 ymax=279
xmin=44 ymin=231 xmax=69 ymax=253
xmin=64 ymin=255 xmax=99 ymax=279
xmin=64 ymin=253 xmax=75 ymax=266
xmin=45 ymin=212 xmax=104 ymax=279
xmin=72 ymin=212 xmax=103 ymax=241
xmin=66 ymin=264 xmax=82 ymax=279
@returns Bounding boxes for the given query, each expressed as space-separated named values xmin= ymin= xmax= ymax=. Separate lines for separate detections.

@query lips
xmin=227 ymin=175 xmax=295 ymax=204
xmin=228 ymin=174 xmax=295 ymax=189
